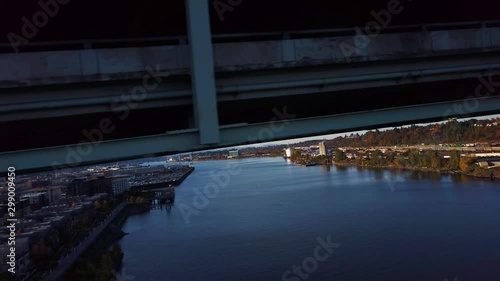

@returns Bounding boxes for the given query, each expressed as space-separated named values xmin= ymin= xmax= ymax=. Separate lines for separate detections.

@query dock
xmin=131 ymin=166 xmax=195 ymax=190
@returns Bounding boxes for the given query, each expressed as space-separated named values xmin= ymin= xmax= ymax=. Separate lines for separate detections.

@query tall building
xmin=285 ymin=148 xmax=292 ymax=158
xmin=45 ymin=186 xmax=63 ymax=203
xmin=109 ymin=176 xmax=131 ymax=196
xmin=319 ymin=142 xmax=327 ymax=156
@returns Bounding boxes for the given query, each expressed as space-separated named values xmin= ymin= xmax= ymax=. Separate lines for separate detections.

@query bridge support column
xmin=185 ymin=0 xmax=220 ymax=144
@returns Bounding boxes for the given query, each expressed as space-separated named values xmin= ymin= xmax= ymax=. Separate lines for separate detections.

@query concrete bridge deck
xmin=2 ymin=21 xmax=500 ymax=88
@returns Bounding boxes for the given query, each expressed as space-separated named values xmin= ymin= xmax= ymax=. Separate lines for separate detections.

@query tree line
xmin=327 ymin=118 xmax=500 ymax=148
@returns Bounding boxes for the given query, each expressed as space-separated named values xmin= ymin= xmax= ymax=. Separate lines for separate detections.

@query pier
xmin=142 ymin=187 xmax=175 ymax=204
xmin=131 ymin=166 xmax=195 ymax=190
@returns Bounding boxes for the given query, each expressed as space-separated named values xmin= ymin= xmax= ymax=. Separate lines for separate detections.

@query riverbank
xmin=331 ymin=161 xmax=499 ymax=179
xmin=61 ymin=202 xmax=157 ymax=281
xmin=465 ymin=166 xmax=500 ymax=179
xmin=49 ymin=203 xmax=127 ymax=281
xmin=332 ymin=161 xmax=460 ymax=174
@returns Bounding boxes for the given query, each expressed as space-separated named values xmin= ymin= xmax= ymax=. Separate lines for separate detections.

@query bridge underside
xmin=2 ymin=72 xmax=500 ymax=173
xmin=2 ymin=1 xmax=500 ymax=173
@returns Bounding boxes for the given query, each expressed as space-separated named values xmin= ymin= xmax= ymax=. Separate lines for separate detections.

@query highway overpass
xmin=1 ymin=1 xmax=500 ymax=172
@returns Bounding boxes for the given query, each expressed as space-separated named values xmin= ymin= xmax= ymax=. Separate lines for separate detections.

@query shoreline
xmin=330 ymin=161 xmax=499 ymax=179
xmin=332 ymin=161 xmax=459 ymax=174
xmin=289 ymin=159 xmax=499 ymax=180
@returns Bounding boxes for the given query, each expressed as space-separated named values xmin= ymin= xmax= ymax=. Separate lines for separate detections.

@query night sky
xmin=0 ymin=0 xmax=499 ymax=43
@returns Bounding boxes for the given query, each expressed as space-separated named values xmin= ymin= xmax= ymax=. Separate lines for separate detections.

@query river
xmin=118 ymin=157 xmax=500 ymax=281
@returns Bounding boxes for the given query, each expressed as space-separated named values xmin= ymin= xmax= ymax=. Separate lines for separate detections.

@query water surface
xmin=119 ymin=158 xmax=500 ymax=281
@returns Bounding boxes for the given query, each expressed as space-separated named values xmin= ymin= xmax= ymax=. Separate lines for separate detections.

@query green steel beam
xmin=1 ymin=96 xmax=500 ymax=173
xmin=185 ymin=0 xmax=220 ymax=144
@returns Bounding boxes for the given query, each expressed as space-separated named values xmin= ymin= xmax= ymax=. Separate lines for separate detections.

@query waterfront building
xmin=92 ymin=175 xmax=130 ymax=196
xmin=228 ymin=150 xmax=239 ymax=158
xmin=108 ymin=175 xmax=131 ymax=196
xmin=319 ymin=142 xmax=327 ymax=156
xmin=70 ymin=175 xmax=130 ymax=197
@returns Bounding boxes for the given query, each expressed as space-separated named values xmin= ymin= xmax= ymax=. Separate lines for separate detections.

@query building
xmin=285 ymin=148 xmax=292 ymax=158
xmin=91 ymin=176 xmax=131 ymax=196
xmin=89 ymin=176 xmax=109 ymax=195
xmin=70 ymin=175 xmax=130 ymax=197
xmin=319 ymin=142 xmax=327 ymax=156
xmin=108 ymin=176 xmax=131 ymax=196
xmin=45 ymin=186 xmax=63 ymax=203
xmin=70 ymin=178 xmax=92 ymax=196
xmin=17 ymin=199 xmax=31 ymax=219
xmin=20 ymin=192 xmax=47 ymax=206
xmin=228 ymin=150 xmax=239 ymax=158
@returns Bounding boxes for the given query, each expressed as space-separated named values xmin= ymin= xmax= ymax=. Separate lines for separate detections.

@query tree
xmin=334 ymin=149 xmax=346 ymax=162
xmin=393 ymin=157 xmax=404 ymax=168
xmin=459 ymin=156 xmax=476 ymax=172
xmin=290 ymin=149 xmax=302 ymax=162
xmin=368 ymin=150 xmax=383 ymax=166
xmin=447 ymin=150 xmax=460 ymax=170
xmin=429 ymin=151 xmax=442 ymax=169
xmin=101 ymin=254 xmax=113 ymax=273
xmin=406 ymin=149 xmax=420 ymax=167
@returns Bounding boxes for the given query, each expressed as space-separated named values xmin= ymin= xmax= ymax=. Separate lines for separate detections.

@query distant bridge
xmin=1 ymin=0 xmax=500 ymax=172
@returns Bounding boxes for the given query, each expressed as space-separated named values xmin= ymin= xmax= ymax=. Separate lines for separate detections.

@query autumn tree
xmin=334 ymin=149 xmax=347 ymax=162
xmin=447 ymin=150 xmax=460 ymax=170
xmin=459 ymin=156 xmax=476 ymax=172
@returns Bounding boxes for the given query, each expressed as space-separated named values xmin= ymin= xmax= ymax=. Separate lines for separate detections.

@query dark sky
xmin=0 ymin=0 xmax=499 ymax=42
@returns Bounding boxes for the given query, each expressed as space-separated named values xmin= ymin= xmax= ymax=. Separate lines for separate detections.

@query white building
xmin=20 ymin=192 xmax=47 ymax=206
xmin=319 ymin=142 xmax=327 ymax=156
xmin=110 ymin=176 xmax=131 ymax=196
xmin=228 ymin=150 xmax=239 ymax=158
xmin=285 ymin=148 xmax=292 ymax=158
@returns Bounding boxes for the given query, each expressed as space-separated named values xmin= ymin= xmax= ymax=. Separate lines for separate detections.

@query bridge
xmin=1 ymin=0 xmax=500 ymax=172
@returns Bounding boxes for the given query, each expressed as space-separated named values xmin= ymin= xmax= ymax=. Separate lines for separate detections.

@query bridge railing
xmin=1 ymin=20 xmax=500 ymax=53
